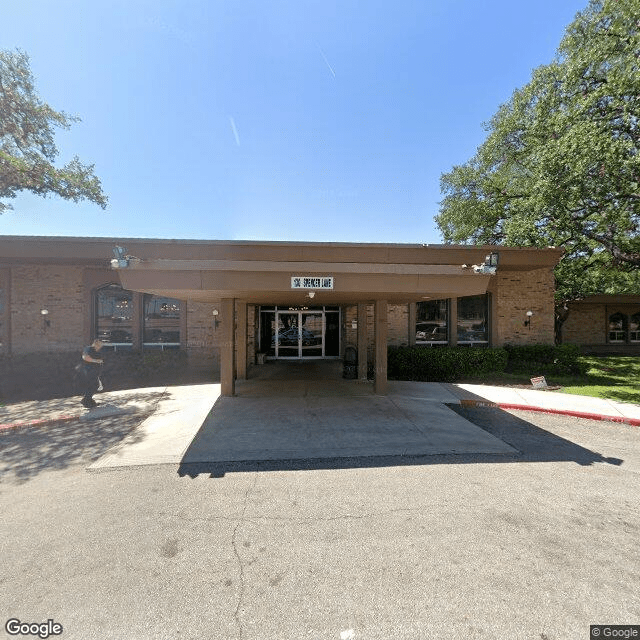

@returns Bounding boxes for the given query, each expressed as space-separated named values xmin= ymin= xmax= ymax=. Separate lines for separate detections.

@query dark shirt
xmin=82 ymin=346 xmax=103 ymax=370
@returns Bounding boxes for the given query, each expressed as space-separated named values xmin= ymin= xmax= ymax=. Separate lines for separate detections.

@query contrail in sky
xmin=229 ymin=116 xmax=241 ymax=146
xmin=316 ymin=43 xmax=336 ymax=78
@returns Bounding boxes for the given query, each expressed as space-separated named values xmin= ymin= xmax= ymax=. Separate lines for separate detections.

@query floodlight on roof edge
xmin=111 ymin=246 xmax=141 ymax=269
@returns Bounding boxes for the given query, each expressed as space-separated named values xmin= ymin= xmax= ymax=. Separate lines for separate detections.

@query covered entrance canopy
xmin=111 ymin=240 xmax=560 ymax=396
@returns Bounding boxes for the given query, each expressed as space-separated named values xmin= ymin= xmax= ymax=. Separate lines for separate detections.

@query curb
xmin=459 ymin=399 xmax=640 ymax=427
xmin=0 ymin=413 xmax=81 ymax=435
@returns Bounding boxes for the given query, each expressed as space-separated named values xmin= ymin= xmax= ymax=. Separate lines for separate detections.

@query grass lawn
xmin=553 ymin=356 xmax=640 ymax=404
xmin=462 ymin=356 xmax=640 ymax=405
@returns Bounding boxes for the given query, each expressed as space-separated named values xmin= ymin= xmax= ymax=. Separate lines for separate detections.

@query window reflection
xmin=96 ymin=284 xmax=133 ymax=346
xmin=416 ymin=300 xmax=448 ymax=344
xmin=630 ymin=313 xmax=640 ymax=342
xmin=143 ymin=295 xmax=181 ymax=348
xmin=608 ymin=312 xmax=626 ymax=342
xmin=457 ymin=295 xmax=488 ymax=345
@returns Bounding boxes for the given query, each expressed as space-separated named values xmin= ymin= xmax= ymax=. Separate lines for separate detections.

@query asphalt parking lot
xmin=1 ymin=406 xmax=638 ymax=640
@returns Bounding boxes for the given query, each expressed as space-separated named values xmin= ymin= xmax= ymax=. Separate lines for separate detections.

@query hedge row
xmin=387 ymin=343 xmax=586 ymax=381
xmin=387 ymin=346 xmax=508 ymax=382
xmin=503 ymin=343 xmax=587 ymax=375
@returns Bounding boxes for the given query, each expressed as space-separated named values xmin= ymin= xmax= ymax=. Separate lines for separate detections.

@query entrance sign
xmin=291 ymin=276 xmax=334 ymax=290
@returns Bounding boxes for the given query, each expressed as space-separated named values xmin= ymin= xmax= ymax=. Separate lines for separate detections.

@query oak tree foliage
xmin=0 ymin=49 xmax=107 ymax=213
xmin=436 ymin=0 xmax=640 ymax=307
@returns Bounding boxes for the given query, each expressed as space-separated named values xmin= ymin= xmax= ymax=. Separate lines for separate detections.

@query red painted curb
xmin=0 ymin=414 xmax=80 ymax=434
xmin=460 ymin=399 xmax=640 ymax=426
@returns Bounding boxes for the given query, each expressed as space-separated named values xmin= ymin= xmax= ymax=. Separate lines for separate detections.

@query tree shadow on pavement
xmin=0 ymin=391 xmax=167 ymax=485
xmin=176 ymin=405 xmax=624 ymax=479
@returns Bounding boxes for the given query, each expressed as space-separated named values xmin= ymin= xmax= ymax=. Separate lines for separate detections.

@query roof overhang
xmin=115 ymin=259 xmax=491 ymax=304
xmin=0 ymin=236 xmax=564 ymax=304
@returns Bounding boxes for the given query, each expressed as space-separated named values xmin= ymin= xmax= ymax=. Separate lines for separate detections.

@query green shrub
xmin=504 ymin=343 xmax=587 ymax=376
xmin=387 ymin=346 xmax=508 ymax=382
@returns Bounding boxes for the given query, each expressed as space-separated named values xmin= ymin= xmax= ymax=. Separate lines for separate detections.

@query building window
xmin=143 ymin=295 xmax=181 ymax=349
xmin=458 ymin=294 xmax=489 ymax=345
xmin=608 ymin=312 xmax=627 ymax=343
xmin=416 ymin=300 xmax=448 ymax=345
xmin=95 ymin=284 xmax=134 ymax=349
xmin=629 ymin=313 xmax=640 ymax=342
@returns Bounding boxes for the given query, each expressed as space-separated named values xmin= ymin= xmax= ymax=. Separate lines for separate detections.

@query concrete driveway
xmin=2 ymin=404 xmax=638 ymax=640
xmin=90 ymin=362 xmax=515 ymax=471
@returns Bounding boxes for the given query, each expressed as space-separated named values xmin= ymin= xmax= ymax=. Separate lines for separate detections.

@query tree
xmin=436 ymin=0 xmax=640 ymax=337
xmin=0 ymin=49 xmax=107 ymax=213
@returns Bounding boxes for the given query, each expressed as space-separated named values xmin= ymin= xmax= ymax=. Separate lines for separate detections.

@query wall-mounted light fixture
xmin=41 ymin=308 xmax=50 ymax=330
xmin=308 ymin=291 xmax=315 ymax=299
xmin=524 ymin=310 xmax=533 ymax=329
xmin=212 ymin=308 xmax=220 ymax=330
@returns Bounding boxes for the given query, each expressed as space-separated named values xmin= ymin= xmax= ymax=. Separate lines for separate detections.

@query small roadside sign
xmin=531 ymin=376 xmax=548 ymax=389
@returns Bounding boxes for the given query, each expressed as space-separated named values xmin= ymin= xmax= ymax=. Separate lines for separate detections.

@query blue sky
xmin=2 ymin=0 xmax=587 ymax=243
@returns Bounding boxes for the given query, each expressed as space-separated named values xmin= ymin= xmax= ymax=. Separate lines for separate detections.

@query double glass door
xmin=274 ymin=311 xmax=324 ymax=358
xmin=261 ymin=306 xmax=340 ymax=359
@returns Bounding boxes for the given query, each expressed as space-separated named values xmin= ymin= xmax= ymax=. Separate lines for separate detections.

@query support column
xmin=236 ymin=301 xmax=247 ymax=380
xmin=357 ymin=303 xmax=368 ymax=380
xmin=449 ymin=298 xmax=458 ymax=346
xmin=374 ymin=299 xmax=388 ymax=395
xmin=408 ymin=302 xmax=416 ymax=347
xmin=221 ymin=298 xmax=236 ymax=396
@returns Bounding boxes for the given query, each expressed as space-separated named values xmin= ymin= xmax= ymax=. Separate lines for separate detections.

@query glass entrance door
xmin=273 ymin=310 xmax=325 ymax=358
xmin=300 ymin=312 xmax=323 ymax=357
xmin=274 ymin=312 xmax=299 ymax=357
xmin=264 ymin=307 xmax=340 ymax=359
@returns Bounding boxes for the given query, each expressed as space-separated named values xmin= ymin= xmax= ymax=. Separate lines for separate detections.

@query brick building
xmin=0 ymin=236 xmax=562 ymax=396
xmin=560 ymin=295 xmax=640 ymax=355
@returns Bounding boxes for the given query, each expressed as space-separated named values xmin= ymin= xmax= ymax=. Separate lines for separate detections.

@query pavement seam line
xmin=386 ymin=396 xmax=431 ymax=444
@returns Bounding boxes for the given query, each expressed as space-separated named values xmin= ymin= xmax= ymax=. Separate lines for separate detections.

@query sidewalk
xmin=2 ymin=381 xmax=640 ymax=436
xmin=446 ymin=383 xmax=640 ymax=426
xmin=0 ymin=386 xmax=172 ymax=434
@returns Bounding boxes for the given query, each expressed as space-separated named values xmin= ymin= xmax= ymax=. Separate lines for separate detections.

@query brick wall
xmin=184 ymin=301 xmax=256 ymax=374
xmin=247 ymin=304 xmax=256 ymax=366
xmin=185 ymin=301 xmax=220 ymax=370
xmin=562 ymin=302 xmax=640 ymax=351
xmin=343 ymin=303 xmax=409 ymax=368
xmin=562 ymin=303 xmax=605 ymax=345
xmin=10 ymin=265 xmax=86 ymax=353
xmin=3 ymin=261 xmax=558 ymax=367
xmin=492 ymin=268 xmax=556 ymax=346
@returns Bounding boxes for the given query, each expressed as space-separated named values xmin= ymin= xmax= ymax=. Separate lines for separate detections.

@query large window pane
xmin=457 ymin=295 xmax=488 ymax=344
xmin=143 ymin=295 xmax=181 ymax=347
xmin=96 ymin=284 xmax=133 ymax=346
xmin=416 ymin=300 xmax=448 ymax=344
xmin=630 ymin=312 xmax=640 ymax=342
xmin=609 ymin=312 xmax=627 ymax=342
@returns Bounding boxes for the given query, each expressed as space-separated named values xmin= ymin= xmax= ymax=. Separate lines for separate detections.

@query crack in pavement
xmin=179 ymin=506 xmax=422 ymax=525
xmin=231 ymin=473 xmax=258 ymax=640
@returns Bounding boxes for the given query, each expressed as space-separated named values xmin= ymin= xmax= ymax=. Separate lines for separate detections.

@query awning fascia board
xmin=123 ymin=259 xmax=477 ymax=276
